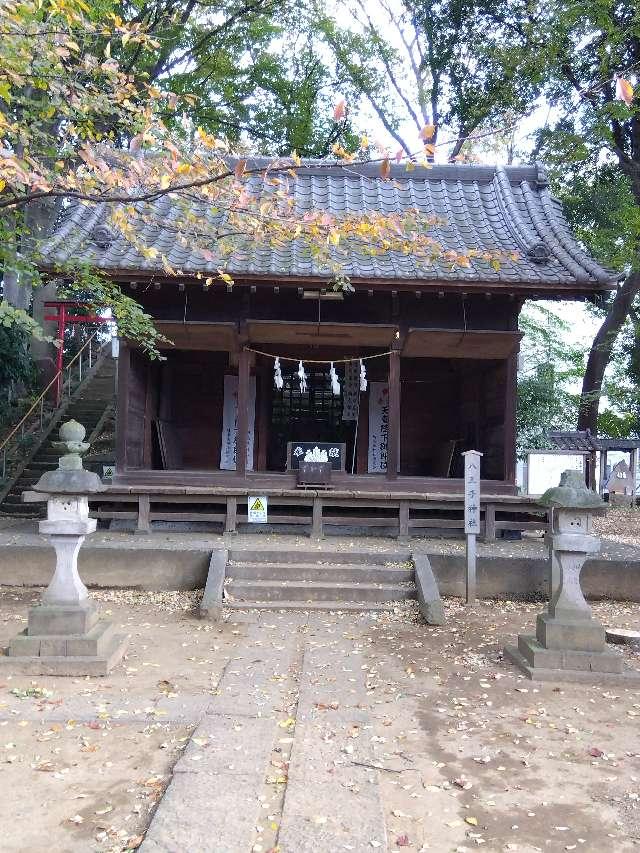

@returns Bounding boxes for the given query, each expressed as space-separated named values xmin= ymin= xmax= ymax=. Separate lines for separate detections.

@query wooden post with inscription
xmin=463 ymin=450 xmax=483 ymax=604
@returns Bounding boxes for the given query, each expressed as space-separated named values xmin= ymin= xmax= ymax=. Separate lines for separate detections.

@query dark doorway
xmin=268 ymin=367 xmax=356 ymax=471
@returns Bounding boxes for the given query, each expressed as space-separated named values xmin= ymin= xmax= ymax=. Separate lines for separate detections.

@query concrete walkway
xmin=140 ymin=612 xmax=389 ymax=853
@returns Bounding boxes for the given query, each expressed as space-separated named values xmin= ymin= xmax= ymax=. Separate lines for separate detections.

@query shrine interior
xmin=128 ymin=345 xmax=509 ymax=481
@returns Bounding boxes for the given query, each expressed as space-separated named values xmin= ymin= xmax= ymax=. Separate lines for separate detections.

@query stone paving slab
xmin=278 ymin=632 xmax=388 ymax=853
xmin=140 ymin=772 xmax=261 ymax=853
xmin=173 ymin=715 xmax=276 ymax=775
xmin=140 ymin=614 xmax=300 ymax=853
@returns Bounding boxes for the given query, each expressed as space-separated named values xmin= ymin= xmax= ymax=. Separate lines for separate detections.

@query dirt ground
xmin=0 ymin=587 xmax=639 ymax=853
xmin=594 ymin=505 xmax=640 ymax=548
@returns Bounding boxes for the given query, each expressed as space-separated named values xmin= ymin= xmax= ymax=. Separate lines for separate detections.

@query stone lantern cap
xmin=539 ymin=469 xmax=605 ymax=510
xmin=34 ymin=419 xmax=105 ymax=495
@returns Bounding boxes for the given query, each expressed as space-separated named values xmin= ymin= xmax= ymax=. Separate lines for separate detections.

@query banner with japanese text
xmin=220 ymin=374 xmax=256 ymax=470
xmin=368 ymin=381 xmax=389 ymax=473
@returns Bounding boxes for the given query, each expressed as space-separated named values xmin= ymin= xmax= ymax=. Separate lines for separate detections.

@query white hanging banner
xmin=368 ymin=381 xmax=389 ymax=473
xmin=220 ymin=374 xmax=256 ymax=471
xmin=342 ymin=360 xmax=360 ymax=421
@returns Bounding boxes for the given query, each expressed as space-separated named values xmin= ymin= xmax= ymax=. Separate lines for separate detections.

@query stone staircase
xmin=223 ymin=548 xmax=416 ymax=610
xmin=0 ymin=355 xmax=116 ymax=519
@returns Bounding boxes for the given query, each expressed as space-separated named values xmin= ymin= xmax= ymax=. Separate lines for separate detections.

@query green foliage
xmin=59 ymin=267 xmax=169 ymax=359
xmin=517 ymin=303 xmax=583 ymax=454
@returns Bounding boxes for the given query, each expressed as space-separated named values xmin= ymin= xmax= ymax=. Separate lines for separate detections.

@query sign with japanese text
xmin=368 ymin=381 xmax=389 ymax=473
xmin=342 ymin=360 xmax=360 ymax=421
xmin=463 ymin=450 xmax=483 ymax=534
xmin=248 ymin=495 xmax=268 ymax=523
xmin=287 ymin=442 xmax=345 ymax=471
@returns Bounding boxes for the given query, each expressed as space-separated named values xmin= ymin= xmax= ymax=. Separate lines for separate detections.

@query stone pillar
xmin=2 ymin=420 xmax=127 ymax=676
xmin=504 ymin=469 xmax=639 ymax=685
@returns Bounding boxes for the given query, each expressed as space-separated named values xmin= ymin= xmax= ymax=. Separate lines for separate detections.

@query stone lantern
xmin=504 ymin=469 xmax=639 ymax=684
xmin=2 ymin=420 xmax=127 ymax=675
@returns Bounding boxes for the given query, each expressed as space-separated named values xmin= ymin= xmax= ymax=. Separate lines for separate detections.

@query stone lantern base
xmin=2 ymin=601 xmax=127 ymax=677
xmin=504 ymin=634 xmax=640 ymax=686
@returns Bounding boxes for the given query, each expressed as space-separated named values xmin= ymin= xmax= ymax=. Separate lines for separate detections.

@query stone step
xmin=224 ymin=599 xmax=395 ymax=612
xmin=228 ymin=560 xmax=414 ymax=583
xmin=228 ymin=549 xmax=411 ymax=566
xmin=224 ymin=578 xmax=415 ymax=603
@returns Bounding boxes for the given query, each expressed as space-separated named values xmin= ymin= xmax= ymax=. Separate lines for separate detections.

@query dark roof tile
xmin=40 ymin=160 xmax=617 ymax=289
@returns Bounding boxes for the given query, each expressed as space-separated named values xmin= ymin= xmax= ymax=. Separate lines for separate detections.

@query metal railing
xmin=0 ymin=331 xmax=105 ymax=480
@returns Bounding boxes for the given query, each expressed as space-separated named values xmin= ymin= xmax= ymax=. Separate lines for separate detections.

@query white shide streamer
xmin=297 ymin=360 xmax=307 ymax=393
xmin=359 ymin=359 xmax=367 ymax=391
xmin=329 ymin=362 xmax=341 ymax=396
xmin=273 ymin=357 xmax=284 ymax=390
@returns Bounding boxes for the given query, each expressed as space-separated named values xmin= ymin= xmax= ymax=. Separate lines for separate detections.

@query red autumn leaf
xmin=395 ymin=148 xmax=404 ymax=163
xmin=396 ymin=834 xmax=410 ymax=847
xmin=333 ymin=98 xmax=346 ymax=121
xmin=234 ymin=159 xmax=247 ymax=180
xmin=380 ymin=158 xmax=391 ymax=180
xmin=588 ymin=746 xmax=604 ymax=757
xmin=616 ymin=78 xmax=634 ymax=106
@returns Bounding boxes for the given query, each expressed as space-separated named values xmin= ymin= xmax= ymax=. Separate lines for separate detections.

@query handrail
xmin=0 ymin=331 xmax=106 ymax=477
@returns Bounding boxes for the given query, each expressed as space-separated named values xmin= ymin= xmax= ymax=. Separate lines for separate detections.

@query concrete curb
xmin=413 ymin=554 xmax=445 ymax=625
xmin=199 ymin=548 xmax=227 ymax=620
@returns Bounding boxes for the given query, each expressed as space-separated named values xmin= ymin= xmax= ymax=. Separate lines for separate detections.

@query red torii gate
xmin=44 ymin=301 xmax=111 ymax=404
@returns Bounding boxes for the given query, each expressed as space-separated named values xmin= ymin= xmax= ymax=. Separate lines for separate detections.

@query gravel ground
xmin=593 ymin=506 xmax=640 ymax=547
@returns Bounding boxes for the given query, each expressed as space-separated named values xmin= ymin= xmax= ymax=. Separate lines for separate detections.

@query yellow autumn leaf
xmin=380 ymin=158 xmax=391 ymax=180
xmin=159 ymin=174 xmax=171 ymax=189
xmin=616 ymin=77 xmax=634 ymax=106
xmin=420 ymin=123 xmax=435 ymax=141
xmin=465 ymin=816 xmax=478 ymax=826
xmin=0 ymin=179 xmax=5 ymax=192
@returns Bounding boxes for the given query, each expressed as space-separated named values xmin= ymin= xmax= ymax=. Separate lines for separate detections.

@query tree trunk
xmin=577 ymin=270 xmax=640 ymax=434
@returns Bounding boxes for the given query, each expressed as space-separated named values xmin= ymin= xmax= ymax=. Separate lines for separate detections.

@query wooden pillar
xmin=387 ymin=349 xmax=400 ymax=480
xmin=484 ymin=503 xmax=496 ymax=542
xmin=225 ymin=496 xmax=237 ymax=534
xmin=135 ymin=494 xmax=150 ymax=535
xmin=236 ymin=348 xmax=250 ymax=477
xmin=398 ymin=500 xmax=410 ymax=541
xmin=598 ymin=449 xmax=607 ymax=496
xmin=503 ymin=352 xmax=518 ymax=484
xmin=115 ymin=342 xmax=130 ymax=475
xmin=256 ymin=366 xmax=270 ymax=472
xmin=311 ymin=497 xmax=323 ymax=540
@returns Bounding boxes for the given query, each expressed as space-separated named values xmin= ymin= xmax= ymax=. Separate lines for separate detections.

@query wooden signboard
xmin=286 ymin=442 xmax=346 ymax=471
xmin=462 ymin=449 xmax=482 ymax=604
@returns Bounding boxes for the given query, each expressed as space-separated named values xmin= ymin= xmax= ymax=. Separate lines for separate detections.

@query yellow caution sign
xmin=248 ymin=495 xmax=268 ymax=523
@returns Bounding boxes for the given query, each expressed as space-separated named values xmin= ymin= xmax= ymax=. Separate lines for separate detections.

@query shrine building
xmin=39 ymin=161 xmax=616 ymax=536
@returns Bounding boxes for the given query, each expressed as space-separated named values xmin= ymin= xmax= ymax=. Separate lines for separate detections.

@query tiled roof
xmin=41 ymin=160 xmax=617 ymax=289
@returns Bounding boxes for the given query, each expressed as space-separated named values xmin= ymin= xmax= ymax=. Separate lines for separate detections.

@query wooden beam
xmin=387 ymin=350 xmax=401 ymax=480
xmin=236 ymin=349 xmax=250 ymax=477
